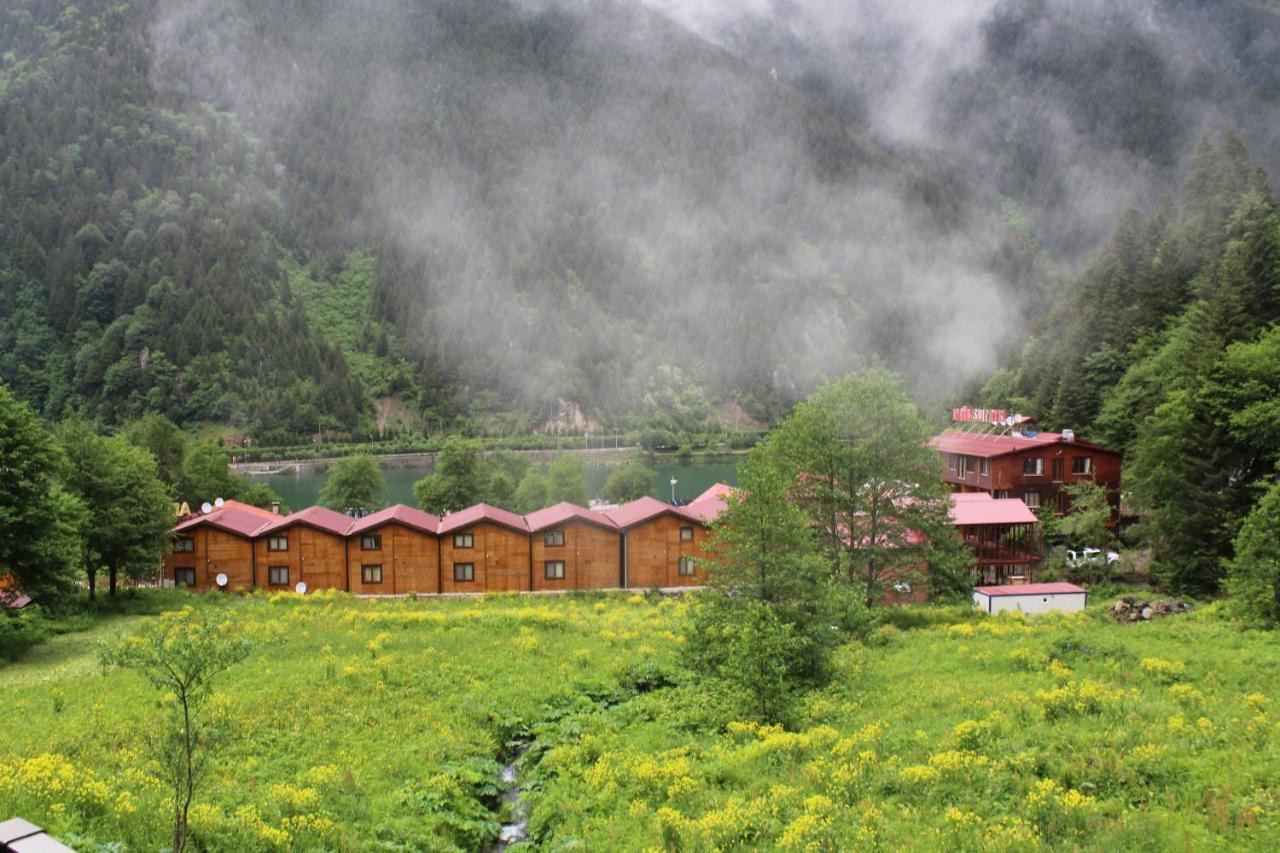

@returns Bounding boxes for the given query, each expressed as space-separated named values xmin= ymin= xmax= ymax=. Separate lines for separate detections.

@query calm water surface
xmin=257 ymin=455 xmax=740 ymax=511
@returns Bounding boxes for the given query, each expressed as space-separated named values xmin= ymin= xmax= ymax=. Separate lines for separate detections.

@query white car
xmin=1066 ymin=547 xmax=1120 ymax=566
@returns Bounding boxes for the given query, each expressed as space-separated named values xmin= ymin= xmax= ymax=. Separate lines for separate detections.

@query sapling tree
xmin=100 ymin=608 xmax=251 ymax=853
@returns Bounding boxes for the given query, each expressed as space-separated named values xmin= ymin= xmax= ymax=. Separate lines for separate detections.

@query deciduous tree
xmin=318 ymin=453 xmax=385 ymax=514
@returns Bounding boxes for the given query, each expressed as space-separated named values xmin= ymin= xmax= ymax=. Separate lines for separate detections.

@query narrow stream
xmin=494 ymin=744 xmax=531 ymax=850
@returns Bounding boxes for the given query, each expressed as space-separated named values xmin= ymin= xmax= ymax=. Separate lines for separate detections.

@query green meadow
xmin=1 ymin=591 xmax=1276 ymax=851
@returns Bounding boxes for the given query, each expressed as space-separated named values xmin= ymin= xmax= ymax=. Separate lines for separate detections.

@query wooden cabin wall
xmin=623 ymin=515 xmax=707 ymax=589
xmin=531 ymin=521 xmax=621 ymax=591
xmin=439 ymin=522 xmax=531 ymax=593
xmin=346 ymin=523 xmax=440 ymax=595
xmin=254 ymin=526 xmax=347 ymax=591
xmin=164 ymin=527 xmax=254 ymax=591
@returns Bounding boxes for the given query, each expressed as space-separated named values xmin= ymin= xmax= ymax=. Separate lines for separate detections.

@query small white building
xmin=973 ymin=582 xmax=1088 ymax=615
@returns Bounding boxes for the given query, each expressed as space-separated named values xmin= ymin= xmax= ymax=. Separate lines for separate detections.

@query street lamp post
xmin=669 ymin=477 xmax=678 ymax=504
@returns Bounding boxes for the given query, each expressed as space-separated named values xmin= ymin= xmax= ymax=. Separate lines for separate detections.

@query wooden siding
xmin=531 ymin=521 xmax=621 ymax=591
xmin=623 ymin=515 xmax=707 ymax=589
xmin=253 ymin=525 xmax=347 ymax=592
xmin=439 ymin=522 xmax=531 ymax=593
xmin=163 ymin=527 xmax=254 ymax=592
xmin=345 ymin=523 xmax=439 ymax=595
xmin=942 ymin=444 xmax=1122 ymax=520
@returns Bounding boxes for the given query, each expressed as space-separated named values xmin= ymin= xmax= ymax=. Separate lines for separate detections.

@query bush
xmin=0 ymin=606 xmax=52 ymax=661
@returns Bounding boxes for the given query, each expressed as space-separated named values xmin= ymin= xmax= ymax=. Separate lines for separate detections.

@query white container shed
xmin=973 ymin=582 xmax=1088 ymax=615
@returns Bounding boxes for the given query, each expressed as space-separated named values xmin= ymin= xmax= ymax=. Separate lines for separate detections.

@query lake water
xmin=255 ymin=455 xmax=741 ymax=511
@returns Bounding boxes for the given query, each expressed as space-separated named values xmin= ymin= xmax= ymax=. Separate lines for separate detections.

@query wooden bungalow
xmin=344 ymin=504 xmax=441 ymax=595
xmin=525 ymin=502 xmax=622 ymax=591
xmin=605 ymin=497 xmax=711 ymax=589
xmin=949 ymin=492 xmax=1040 ymax=585
xmin=437 ymin=504 xmax=531 ymax=593
xmin=252 ymin=506 xmax=353 ymax=592
xmin=163 ymin=501 xmax=278 ymax=591
xmin=929 ymin=429 xmax=1122 ymax=521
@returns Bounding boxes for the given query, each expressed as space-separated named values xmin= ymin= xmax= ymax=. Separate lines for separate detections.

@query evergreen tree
xmin=1225 ymin=480 xmax=1280 ymax=628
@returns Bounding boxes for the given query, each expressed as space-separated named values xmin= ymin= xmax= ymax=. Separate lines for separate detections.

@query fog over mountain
xmin=1 ymin=0 xmax=1277 ymax=437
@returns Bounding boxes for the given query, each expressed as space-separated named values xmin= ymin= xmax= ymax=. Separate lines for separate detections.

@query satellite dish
xmin=215 ymin=573 xmax=228 ymax=588
xmin=200 ymin=501 xmax=213 ymax=514
xmin=295 ymin=581 xmax=308 ymax=595
xmin=214 ymin=497 xmax=225 ymax=508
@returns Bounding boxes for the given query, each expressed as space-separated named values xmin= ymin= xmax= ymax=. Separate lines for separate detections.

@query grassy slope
xmin=0 ymin=593 xmax=1276 ymax=850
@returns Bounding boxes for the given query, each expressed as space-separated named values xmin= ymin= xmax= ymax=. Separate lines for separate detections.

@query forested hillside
xmin=1 ymin=0 xmax=1279 ymax=443
xmin=982 ymin=136 xmax=1280 ymax=594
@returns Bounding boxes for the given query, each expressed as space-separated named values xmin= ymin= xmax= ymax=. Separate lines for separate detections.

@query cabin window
xmin=957 ymin=456 xmax=970 ymax=478
xmin=948 ymin=454 xmax=958 ymax=471
xmin=174 ymin=567 xmax=196 ymax=587
xmin=454 ymin=562 xmax=475 ymax=582
xmin=1071 ymin=456 xmax=1093 ymax=475
xmin=361 ymin=534 xmax=381 ymax=550
xmin=543 ymin=530 xmax=565 ymax=547
xmin=679 ymin=526 xmax=694 ymax=541
xmin=979 ymin=459 xmax=990 ymax=477
xmin=995 ymin=490 xmax=1010 ymax=499
xmin=1022 ymin=491 xmax=1041 ymax=509
xmin=678 ymin=556 xmax=696 ymax=576
xmin=174 ymin=536 xmax=195 ymax=553
xmin=268 ymin=535 xmax=288 ymax=552
xmin=453 ymin=533 xmax=474 ymax=549
xmin=362 ymin=564 xmax=383 ymax=583
xmin=1023 ymin=457 xmax=1044 ymax=476
xmin=545 ymin=560 xmax=566 ymax=580
xmin=268 ymin=565 xmax=289 ymax=585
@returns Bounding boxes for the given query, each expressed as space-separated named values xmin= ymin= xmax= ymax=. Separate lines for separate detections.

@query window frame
xmin=174 ymin=567 xmax=196 ymax=587
xmin=453 ymin=562 xmax=475 ymax=582
xmin=268 ymin=565 xmax=290 ymax=586
xmin=360 ymin=533 xmax=382 ymax=551
xmin=453 ymin=532 xmax=474 ymax=549
xmin=678 ymin=556 xmax=696 ymax=577
xmin=544 ymin=560 xmax=566 ymax=580
xmin=1022 ymin=457 xmax=1044 ymax=476
xmin=957 ymin=455 xmax=970 ymax=478
xmin=979 ymin=458 xmax=991 ymax=477
xmin=1071 ymin=456 xmax=1093 ymax=475
xmin=267 ymin=535 xmax=289 ymax=552
xmin=543 ymin=530 xmax=565 ymax=547
xmin=1022 ymin=491 xmax=1041 ymax=509
xmin=174 ymin=536 xmax=195 ymax=553
xmin=361 ymin=564 xmax=383 ymax=584
xmin=679 ymin=526 xmax=694 ymax=542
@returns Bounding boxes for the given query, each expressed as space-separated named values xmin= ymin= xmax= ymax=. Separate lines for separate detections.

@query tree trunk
xmin=109 ymin=561 xmax=118 ymax=597
xmin=87 ymin=565 xmax=96 ymax=602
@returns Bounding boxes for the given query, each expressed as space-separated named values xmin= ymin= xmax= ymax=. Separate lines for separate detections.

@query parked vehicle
xmin=1066 ymin=547 xmax=1120 ymax=567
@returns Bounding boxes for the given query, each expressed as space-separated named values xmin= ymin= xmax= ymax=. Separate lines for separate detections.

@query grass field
xmin=1 ymin=590 xmax=1277 ymax=851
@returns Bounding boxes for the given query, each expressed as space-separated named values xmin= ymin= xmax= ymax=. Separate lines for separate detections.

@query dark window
xmin=453 ymin=533 xmax=474 ymax=549
xmin=678 ymin=556 xmax=696 ymax=576
xmin=679 ymin=527 xmax=694 ymax=541
xmin=362 ymin=564 xmax=383 ymax=583
xmin=1071 ymin=457 xmax=1093 ymax=475
xmin=454 ymin=562 xmax=475 ymax=582
xmin=1052 ymin=457 xmax=1064 ymax=482
xmin=268 ymin=535 xmax=288 ymax=551
xmin=1023 ymin=458 xmax=1044 ymax=476
xmin=979 ymin=459 xmax=990 ymax=477
xmin=957 ymin=456 xmax=970 ymax=478
xmin=361 ymin=534 xmax=381 ymax=550
xmin=174 ymin=567 xmax=196 ymax=587
xmin=995 ymin=490 xmax=1010 ymax=499
xmin=544 ymin=560 xmax=566 ymax=580
xmin=174 ymin=536 xmax=195 ymax=553
xmin=1023 ymin=491 xmax=1041 ymax=509
xmin=543 ymin=530 xmax=565 ymax=547
xmin=268 ymin=565 xmax=289 ymax=585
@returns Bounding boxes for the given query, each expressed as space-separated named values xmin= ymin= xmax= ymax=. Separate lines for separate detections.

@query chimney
xmin=271 ymin=501 xmax=281 ymax=515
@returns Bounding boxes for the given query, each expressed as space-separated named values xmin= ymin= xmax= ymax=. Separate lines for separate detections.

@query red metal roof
xmin=524 ymin=501 xmax=619 ymax=532
xmin=258 ymin=505 xmax=355 ymax=537
xmin=929 ymin=431 xmax=1118 ymax=460
xmin=437 ymin=503 xmax=529 ymax=534
xmin=682 ymin=483 xmax=736 ymax=523
xmin=973 ymin=582 xmax=1087 ymax=596
xmin=173 ymin=505 xmax=276 ymax=538
xmin=949 ymin=493 xmax=1039 ymax=526
xmin=219 ymin=500 xmax=278 ymax=519
xmin=693 ymin=483 xmax=736 ymax=504
xmin=604 ymin=496 xmax=704 ymax=529
xmin=347 ymin=504 xmax=440 ymax=535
